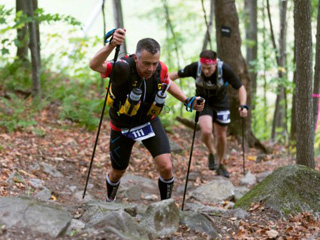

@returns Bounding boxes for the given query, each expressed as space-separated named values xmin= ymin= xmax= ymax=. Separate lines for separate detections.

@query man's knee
xmin=155 ymin=155 xmax=173 ymax=176
xmin=109 ymin=168 xmax=126 ymax=182
xmin=201 ymin=125 xmax=213 ymax=136
xmin=161 ymin=161 xmax=172 ymax=174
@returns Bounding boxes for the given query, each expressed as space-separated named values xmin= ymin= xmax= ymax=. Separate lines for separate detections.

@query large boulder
xmin=0 ymin=197 xmax=71 ymax=238
xmin=235 ymin=164 xmax=320 ymax=216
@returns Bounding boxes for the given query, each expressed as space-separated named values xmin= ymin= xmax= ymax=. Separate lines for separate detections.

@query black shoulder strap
xmin=122 ymin=55 xmax=142 ymax=88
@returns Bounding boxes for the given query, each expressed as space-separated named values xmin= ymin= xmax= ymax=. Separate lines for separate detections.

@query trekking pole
xmin=181 ymin=98 xmax=203 ymax=211
xmin=83 ymin=29 xmax=120 ymax=199
xmin=242 ymin=117 xmax=246 ymax=176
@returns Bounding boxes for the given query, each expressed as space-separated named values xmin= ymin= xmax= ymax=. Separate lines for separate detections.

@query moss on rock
xmin=234 ymin=164 xmax=320 ymax=217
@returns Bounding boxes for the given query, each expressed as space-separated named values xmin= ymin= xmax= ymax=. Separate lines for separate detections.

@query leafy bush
xmin=0 ymin=93 xmax=36 ymax=132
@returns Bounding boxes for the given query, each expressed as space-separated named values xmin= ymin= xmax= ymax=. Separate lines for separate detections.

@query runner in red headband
xmin=169 ymin=49 xmax=248 ymax=178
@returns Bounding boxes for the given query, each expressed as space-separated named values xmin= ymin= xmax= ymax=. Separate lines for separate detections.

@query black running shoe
xmin=208 ymin=153 xmax=217 ymax=170
xmin=216 ymin=164 xmax=230 ymax=178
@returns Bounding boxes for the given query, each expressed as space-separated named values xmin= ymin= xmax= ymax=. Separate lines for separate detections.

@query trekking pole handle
xmin=195 ymin=98 xmax=204 ymax=123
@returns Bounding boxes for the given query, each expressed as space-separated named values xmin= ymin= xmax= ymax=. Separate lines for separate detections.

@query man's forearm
xmin=89 ymin=43 xmax=116 ymax=73
xmin=167 ymin=80 xmax=187 ymax=102
xmin=169 ymin=72 xmax=179 ymax=81
xmin=238 ymin=85 xmax=247 ymax=105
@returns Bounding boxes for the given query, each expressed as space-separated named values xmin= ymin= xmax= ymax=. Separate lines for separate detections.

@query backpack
xmin=195 ymin=59 xmax=228 ymax=98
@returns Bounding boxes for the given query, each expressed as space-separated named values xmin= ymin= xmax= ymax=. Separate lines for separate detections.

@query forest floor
xmin=0 ymin=104 xmax=320 ymax=239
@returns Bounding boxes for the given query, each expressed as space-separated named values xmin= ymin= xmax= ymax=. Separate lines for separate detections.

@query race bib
xmin=216 ymin=110 xmax=231 ymax=124
xmin=121 ymin=122 xmax=155 ymax=141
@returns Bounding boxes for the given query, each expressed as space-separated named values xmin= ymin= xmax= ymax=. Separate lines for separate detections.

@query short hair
xmin=136 ymin=38 xmax=160 ymax=58
xmin=200 ymin=50 xmax=217 ymax=59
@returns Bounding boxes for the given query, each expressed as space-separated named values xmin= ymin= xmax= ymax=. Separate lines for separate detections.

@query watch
xmin=240 ymin=104 xmax=249 ymax=110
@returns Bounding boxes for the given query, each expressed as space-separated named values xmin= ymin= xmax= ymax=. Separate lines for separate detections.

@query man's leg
xmin=154 ymin=153 xmax=174 ymax=200
xmin=143 ymin=118 xmax=173 ymax=200
xmin=199 ymin=115 xmax=217 ymax=170
xmin=106 ymin=168 xmax=126 ymax=202
xmin=107 ymin=129 xmax=135 ymax=201
xmin=214 ymin=123 xmax=229 ymax=177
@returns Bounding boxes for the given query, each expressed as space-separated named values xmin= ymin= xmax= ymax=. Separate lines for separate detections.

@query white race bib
xmin=121 ymin=122 xmax=155 ymax=141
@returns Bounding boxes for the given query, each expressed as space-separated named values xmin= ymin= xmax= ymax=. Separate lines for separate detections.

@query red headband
xmin=200 ymin=58 xmax=217 ymax=65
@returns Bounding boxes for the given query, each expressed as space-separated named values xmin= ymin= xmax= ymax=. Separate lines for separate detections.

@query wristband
xmin=184 ymin=97 xmax=191 ymax=107
xmin=240 ymin=104 xmax=249 ymax=110
xmin=185 ymin=96 xmax=196 ymax=112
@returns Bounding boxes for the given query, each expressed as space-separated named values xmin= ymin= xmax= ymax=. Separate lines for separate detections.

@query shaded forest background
xmin=0 ymin=0 xmax=320 ymax=167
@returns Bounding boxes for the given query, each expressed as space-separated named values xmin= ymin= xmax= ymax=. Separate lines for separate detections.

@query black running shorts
xmin=109 ymin=117 xmax=171 ymax=170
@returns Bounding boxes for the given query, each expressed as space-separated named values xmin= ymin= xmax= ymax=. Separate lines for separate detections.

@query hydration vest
xmin=107 ymin=55 xmax=166 ymax=118
xmin=195 ymin=59 xmax=228 ymax=98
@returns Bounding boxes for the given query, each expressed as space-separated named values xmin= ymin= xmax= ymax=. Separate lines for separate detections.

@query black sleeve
xmin=110 ymin=60 xmax=130 ymax=87
xmin=222 ymin=63 xmax=242 ymax=90
xmin=177 ymin=62 xmax=198 ymax=79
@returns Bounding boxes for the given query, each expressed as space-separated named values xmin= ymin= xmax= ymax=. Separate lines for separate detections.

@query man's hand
xmin=193 ymin=97 xmax=205 ymax=112
xmin=110 ymin=28 xmax=126 ymax=47
xmin=239 ymin=105 xmax=249 ymax=117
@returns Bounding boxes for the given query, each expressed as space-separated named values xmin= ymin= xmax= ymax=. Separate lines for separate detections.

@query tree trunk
xmin=244 ymin=0 xmax=257 ymax=109
xmin=214 ymin=0 xmax=267 ymax=153
xmin=112 ymin=0 xmax=127 ymax=57
xmin=262 ymin=0 xmax=268 ymax=129
xmin=267 ymin=0 xmax=288 ymax=142
xmin=313 ymin=0 xmax=320 ymax=132
xmin=294 ymin=0 xmax=314 ymax=168
xmin=16 ymin=0 xmax=28 ymax=63
xmin=202 ymin=0 xmax=215 ymax=51
xmin=25 ymin=0 xmax=41 ymax=98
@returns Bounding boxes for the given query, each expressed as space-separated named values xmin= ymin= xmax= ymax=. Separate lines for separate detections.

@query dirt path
xmin=1 ymin=109 xmax=319 ymax=239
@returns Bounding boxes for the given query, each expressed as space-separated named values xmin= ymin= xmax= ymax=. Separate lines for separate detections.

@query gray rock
xmin=81 ymin=201 xmax=137 ymax=222
xmin=28 ymin=178 xmax=44 ymax=189
xmin=0 ymin=197 xmax=71 ymax=238
xmin=229 ymin=208 xmax=249 ymax=220
xmin=180 ymin=211 xmax=219 ymax=239
xmin=234 ymin=186 xmax=250 ymax=202
xmin=66 ymin=219 xmax=86 ymax=235
xmin=235 ymin=165 xmax=320 ymax=217
xmin=184 ymin=202 xmax=228 ymax=215
xmin=141 ymin=199 xmax=179 ymax=237
xmin=118 ymin=184 xmax=141 ymax=201
xmin=74 ymin=191 xmax=96 ymax=202
xmin=121 ymin=174 xmax=158 ymax=194
xmin=256 ymin=170 xmax=272 ymax=183
xmin=6 ymin=171 xmax=25 ymax=185
xmin=239 ymin=171 xmax=257 ymax=186
xmin=191 ymin=177 xmax=235 ymax=204
xmin=34 ymin=187 xmax=52 ymax=201
xmin=86 ymin=209 xmax=147 ymax=240
xmin=40 ymin=162 xmax=63 ymax=177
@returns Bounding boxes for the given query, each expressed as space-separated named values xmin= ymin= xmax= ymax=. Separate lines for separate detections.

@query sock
xmin=158 ymin=176 xmax=174 ymax=200
xmin=106 ymin=173 xmax=120 ymax=202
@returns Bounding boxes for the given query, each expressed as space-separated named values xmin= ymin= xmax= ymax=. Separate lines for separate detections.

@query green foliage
xmin=0 ymin=60 xmax=32 ymax=91
xmin=59 ymin=93 xmax=102 ymax=131
xmin=0 ymin=4 xmax=82 ymax=58
xmin=0 ymin=93 xmax=37 ymax=132
xmin=0 ymin=3 xmax=104 ymax=132
xmin=314 ymin=130 xmax=320 ymax=155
